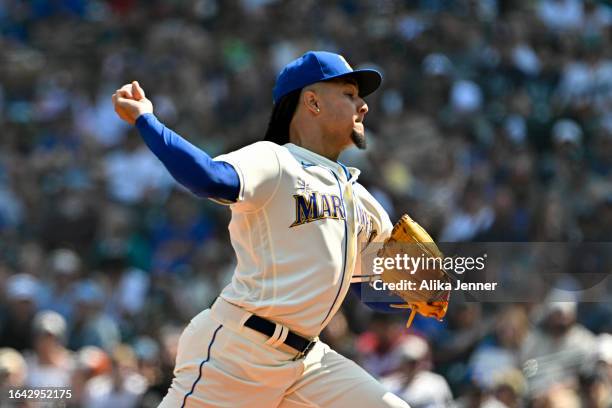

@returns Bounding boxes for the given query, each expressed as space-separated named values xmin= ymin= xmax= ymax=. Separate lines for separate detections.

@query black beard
xmin=351 ymin=129 xmax=367 ymax=150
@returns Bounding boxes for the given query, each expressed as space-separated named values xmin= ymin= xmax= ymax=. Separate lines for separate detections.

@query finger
xmin=111 ymin=93 xmax=124 ymax=104
xmin=113 ymin=97 xmax=129 ymax=113
xmin=117 ymin=89 xmax=131 ymax=98
xmin=114 ymin=105 xmax=129 ymax=121
xmin=132 ymin=81 xmax=145 ymax=100
xmin=119 ymin=84 xmax=134 ymax=98
xmin=115 ymin=95 xmax=139 ymax=108
xmin=114 ymin=104 xmax=127 ymax=118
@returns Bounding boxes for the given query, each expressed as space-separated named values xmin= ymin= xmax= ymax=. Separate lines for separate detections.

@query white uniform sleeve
xmin=213 ymin=141 xmax=282 ymax=212
xmin=379 ymin=212 xmax=393 ymax=241
xmin=356 ymin=183 xmax=394 ymax=244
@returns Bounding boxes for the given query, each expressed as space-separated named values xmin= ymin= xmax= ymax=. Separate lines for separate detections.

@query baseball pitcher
xmin=112 ymin=51 xmax=440 ymax=408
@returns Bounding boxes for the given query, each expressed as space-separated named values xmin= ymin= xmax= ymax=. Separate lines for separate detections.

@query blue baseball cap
xmin=272 ymin=51 xmax=382 ymax=104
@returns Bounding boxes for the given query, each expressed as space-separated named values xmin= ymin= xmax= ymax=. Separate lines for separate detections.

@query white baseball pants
xmin=158 ymin=298 xmax=409 ymax=408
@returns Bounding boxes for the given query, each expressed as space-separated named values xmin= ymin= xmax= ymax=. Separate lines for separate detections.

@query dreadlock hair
xmin=264 ymin=88 xmax=302 ymax=145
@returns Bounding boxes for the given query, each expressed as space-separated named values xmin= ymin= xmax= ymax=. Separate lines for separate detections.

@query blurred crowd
xmin=0 ymin=0 xmax=611 ymax=407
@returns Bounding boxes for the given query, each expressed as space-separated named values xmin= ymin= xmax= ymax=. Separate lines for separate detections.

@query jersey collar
xmin=285 ymin=143 xmax=360 ymax=183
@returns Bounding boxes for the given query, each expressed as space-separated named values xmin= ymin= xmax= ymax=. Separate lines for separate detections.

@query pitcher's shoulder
xmin=236 ymin=140 xmax=284 ymax=154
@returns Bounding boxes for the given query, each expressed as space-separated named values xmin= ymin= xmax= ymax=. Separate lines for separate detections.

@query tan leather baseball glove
xmin=377 ymin=214 xmax=451 ymax=327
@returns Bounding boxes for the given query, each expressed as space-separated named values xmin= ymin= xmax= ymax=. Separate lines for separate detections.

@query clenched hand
xmin=111 ymin=81 xmax=153 ymax=125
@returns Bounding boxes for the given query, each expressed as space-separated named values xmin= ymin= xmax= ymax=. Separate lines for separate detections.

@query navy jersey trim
xmin=321 ymin=169 xmax=348 ymax=325
xmin=181 ymin=324 xmax=223 ymax=408
xmin=301 ymin=161 xmax=316 ymax=168
xmin=338 ymin=161 xmax=350 ymax=179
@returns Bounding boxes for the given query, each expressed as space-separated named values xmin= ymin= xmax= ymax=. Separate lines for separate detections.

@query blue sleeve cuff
xmin=350 ymin=282 xmax=406 ymax=313
xmin=135 ymin=112 xmax=158 ymax=130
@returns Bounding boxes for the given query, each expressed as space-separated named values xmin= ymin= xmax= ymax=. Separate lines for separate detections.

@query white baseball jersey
xmin=213 ymin=141 xmax=392 ymax=338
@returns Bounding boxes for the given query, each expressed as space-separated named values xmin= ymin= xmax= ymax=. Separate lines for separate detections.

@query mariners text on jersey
xmin=291 ymin=192 xmax=345 ymax=227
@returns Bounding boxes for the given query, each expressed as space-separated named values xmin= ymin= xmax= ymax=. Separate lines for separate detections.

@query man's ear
xmin=302 ymin=89 xmax=321 ymax=115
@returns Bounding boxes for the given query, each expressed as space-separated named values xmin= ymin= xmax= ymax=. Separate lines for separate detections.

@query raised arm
xmin=111 ymin=81 xmax=239 ymax=201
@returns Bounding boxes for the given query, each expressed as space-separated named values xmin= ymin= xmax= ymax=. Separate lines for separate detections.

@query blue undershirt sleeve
xmin=135 ymin=113 xmax=240 ymax=201
xmin=349 ymin=282 xmax=405 ymax=313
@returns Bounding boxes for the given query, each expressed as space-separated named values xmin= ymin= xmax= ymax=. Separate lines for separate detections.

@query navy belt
xmin=244 ymin=314 xmax=316 ymax=360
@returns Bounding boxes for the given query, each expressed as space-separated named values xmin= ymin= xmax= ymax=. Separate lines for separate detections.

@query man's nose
xmin=358 ymin=99 xmax=369 ymax=115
